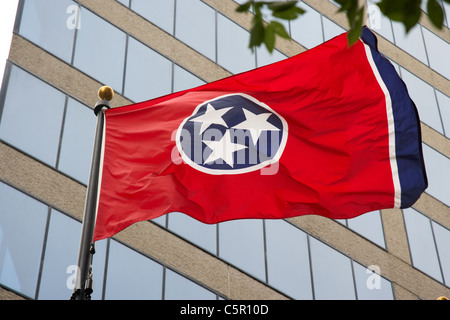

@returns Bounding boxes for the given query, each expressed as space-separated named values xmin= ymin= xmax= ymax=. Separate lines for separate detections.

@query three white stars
xmin=190 ymin=104 xmax=280 ymax=167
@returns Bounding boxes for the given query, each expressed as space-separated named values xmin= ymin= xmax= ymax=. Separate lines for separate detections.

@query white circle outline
xmin=175 ymin=93 xmax=288 ymax=175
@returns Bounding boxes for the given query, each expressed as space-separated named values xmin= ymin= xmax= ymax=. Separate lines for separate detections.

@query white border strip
xmin=363 ymin=43 xmax=402 ymax=208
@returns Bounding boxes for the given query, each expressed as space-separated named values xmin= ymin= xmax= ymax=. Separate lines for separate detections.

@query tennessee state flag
xmin=93 ymin=27 xmax=427 ymax=242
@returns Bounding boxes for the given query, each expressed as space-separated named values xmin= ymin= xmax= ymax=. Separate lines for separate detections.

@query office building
xmin=0 ymin=0 xmax=449 ymax=300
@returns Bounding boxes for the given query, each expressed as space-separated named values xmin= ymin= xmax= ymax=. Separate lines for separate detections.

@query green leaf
xmin=267 ymin=1 xmax=298 ymax=12
xmin=249 ymin=17 xmax=265 ymax=49
xmin=347 ymin=7 xmax=364 ymax=45
xmin=427 ymin=0 xmax=444 ymax=28
xmin=269 ymin=21 xmax=290 ymax=39
xmin=236 ymin=1 xmax=252 ymax=12
xmin=334 ymin=0 xmax=358 ymax=12
xmin=272 ymin=6 xmax=305 ymax=20
xmin=377 ymin=0 xmax=422 ymax=32
xmin=333 ymin=0 xmax=363 ymax=46
xmin=264 ymin=23 xmax=276 ymax=53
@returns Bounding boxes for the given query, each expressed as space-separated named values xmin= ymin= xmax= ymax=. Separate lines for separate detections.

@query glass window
xmin=38 ymin=209 xmax=80 ymax=300
xmin=175 ymin=0 xmax=216 ymax=61
xmin=217 ymin=14 xmax=255 ymax=74
xmin=309 ymin=237 xmax=356 ymax=299
xmin=73 ymin=7 xmax=126 ymax=94
xmin=58 ymin=98 xmax=96 ymax=184
xmin=173 ymin=65 xmax=205 ymax=93
xmin=391 ymin=22 xmax=428 ymax=65
xmin=400 ymin=68 xmax=443 ymax=134
xmin=0 ymin=182 xmax=48 ymax=299
xmin=164 ymin=269 xmax=217 ymax=300
xmin=37 ymin=209 xmax=107 ymax=300
xmin=167 ymin=212 xmax=217 ymax=255
xmin=0 ymin=65 xmax=66 ymax=167
xmin=131 ymin=0 xmax=175 ymax=35
xmin=259 ymin=0 xmax=290 ymax=34
xmin=366 ymin=0 xmax=394 ymax=42
xmin=444 ymin=1 xmax=450 ymax=27
xmin=290 ymin=2 xmax=324 ymax=49
xmin=352 ymin=262 xmax=394 ymax=300
xmin=432 ymin=221 xmax=450 ymax=286
xmin=218 ymin=219 xmax=266 ymax=282
xmin=421 ymin=27 xmax=450 ymax=80
xmin=124 ymin=37 xmax=172 ymax=102
xmin=265 ymin=220 xmax=313 ymax=299
xmin=403 ymin=208 xmax=443 ymax=282
xmin=151 ymin=215 xmax=166 ymax=228
xmin=436 ymin=90 xmax=450 ymax=138
xmin=104 ymin=239 xmax=163 ymax=300
xmin=422 ymin=144 xmax=450 ymax=207
xmin=322 ymin=16 xmax=346 ymax=42
xmin=256 ymin=47 xmax=286 ymax=68
xmin=346 ymin=211 xmax=386 ymax=248
xmin=19 ymin=0 xmax=77 ymax=63
xmin=116 ymin=0 xmax=130 ymax=8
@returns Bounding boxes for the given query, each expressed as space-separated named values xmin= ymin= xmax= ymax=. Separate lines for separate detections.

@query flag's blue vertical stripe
xmin=361 ymin=27 xmax=428 ymax=208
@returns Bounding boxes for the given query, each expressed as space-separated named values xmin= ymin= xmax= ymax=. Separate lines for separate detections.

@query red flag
xmin=93 ymin=27 xmax=427 ymax=242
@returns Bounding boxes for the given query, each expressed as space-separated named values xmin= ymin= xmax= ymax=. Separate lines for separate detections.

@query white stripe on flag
xmin=363 ymin=42 xmax=402 ymax=208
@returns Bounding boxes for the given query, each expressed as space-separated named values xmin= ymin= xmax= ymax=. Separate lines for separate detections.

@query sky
xmin=0 ymin=1 xmax=19 ymax=89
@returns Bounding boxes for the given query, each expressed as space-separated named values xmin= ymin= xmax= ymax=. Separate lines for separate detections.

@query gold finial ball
xmin=98 ymin=86 xmax=114 ymax=101
xmin=437 ymin=296 xmax=448 ymax=300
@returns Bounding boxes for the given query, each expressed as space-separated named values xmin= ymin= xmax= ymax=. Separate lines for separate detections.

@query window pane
xmin=124 ymin=37 xmax=172 ymax=102
xmin=421 ymin=27 xmax=450 ymax=80
xmin=73 ymin=7 xmax=126 ymax=94
xmin=38 ymin=209 xmax=80 ymax=299
xmin=322 ymin=16 xmax=346 ymax=42
xmin=217 ymin=14 xmax=255 ymax=74
xmin=265 ymin=220 xmax=313 ymax=299
xmin=400 ymin=68 xmax=443 ymax=134
xmin=0 ymin=66 xmax=65 ymax=166
xmin=309 ymin=237 xmax=356 ymax=299
xmin=422 ymin=143 xmax=450 ymax=206
xmin=347 ymin=210 xmax=386 ymax=248
xmin=352 ymin=262 xmax=394 ymax=300
xmin=175 ymin=0 xmax=216 ymax=61
xmin=366 ymin=0 xmax=394 ymax=42
xmin=290 ymin=2 xmax=324 ymax=49
xmin=38 ymin=209 xmax=107 ymax=300
xmin=0 ymin=182 xmax=48 ymax=298
xmin=219 ymin=219 xmax=265 ymax=282
xmin=19 ymin=0 xmax=77 ymax=63
xmin=392 ymin=22 xmax=428 ymax=65
xmin=116 ymin=0 xmax=129 ymax=7
xmin=436 ymin=90 xmax=450 ymax=138
xmin=432 ymin=221 xmax=450 ymax=286
xmin=256 ymin=48 xmax=286 ymax=68
xmin=58 ymin=98 xmax=96 ymax=184
xmin=444 ymin=2 xmax=450 ymax=27
xmin=403 ymin=208 xmax=443 ymax=282
xmin=104 ymin=239 xmax=163 ymax=300
xmin=168 ymin=212 xmax=217 ymax=254
xmin=131 ymin=0 xmax=175 ymax=35
xmin=164 ymin=269 xmax=216 ymax=300
xmin=173 ymin=65 xmax=205 ymax=93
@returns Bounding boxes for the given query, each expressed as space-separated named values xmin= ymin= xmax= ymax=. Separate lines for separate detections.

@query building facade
xmin=0 ymin=0 xmax=449 ymax=300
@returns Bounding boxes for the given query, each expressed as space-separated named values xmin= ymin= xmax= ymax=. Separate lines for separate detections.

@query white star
xmin=190 ymin=103 xmax=232 ymax=134
xmin=232 ymin=109 xmax=280 ymax=144
xmin=203 ymin=130 xmax=247 ymax=167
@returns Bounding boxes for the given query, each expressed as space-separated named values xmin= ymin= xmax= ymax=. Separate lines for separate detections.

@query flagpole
xmin=71 ymin=86 xmax=114 ymax=300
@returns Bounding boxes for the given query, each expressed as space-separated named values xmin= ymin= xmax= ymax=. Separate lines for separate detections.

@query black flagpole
xmin=71 ymin=86 xmax=113 ymax=300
